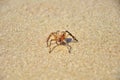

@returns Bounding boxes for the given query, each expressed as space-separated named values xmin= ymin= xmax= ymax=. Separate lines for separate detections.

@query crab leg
xmin=49 ymin=44 xmax=59 ymax=53
xmin=65 ymin=43 xmax=72 ymax=53
xmin=48 ymin=39 xmax=57 ymax=47
xmin=46 ymin=32 xmax=56 ymax=47
xmin=65 ymin=30 xmax=78 ymax=42
xmin=46 ymin=33 xmax=52 ymax=47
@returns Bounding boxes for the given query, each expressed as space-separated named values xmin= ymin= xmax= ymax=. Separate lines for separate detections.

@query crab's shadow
xmin=65 ymin=38 xmax=77 ymax=43
xmin=65 ymin=38 xmax=72 ymax=43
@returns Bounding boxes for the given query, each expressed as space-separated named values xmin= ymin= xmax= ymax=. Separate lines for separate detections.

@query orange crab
xmin=47 ymin=30 xmax=78 ymax=53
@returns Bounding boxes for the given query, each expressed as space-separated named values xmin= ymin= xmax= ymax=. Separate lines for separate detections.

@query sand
xmin=0 ymin=0 xmax=120 ymax=80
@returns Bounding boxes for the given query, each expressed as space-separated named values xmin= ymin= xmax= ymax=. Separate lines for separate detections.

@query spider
xmin=46 ymin=30 xmax=78 ymax=53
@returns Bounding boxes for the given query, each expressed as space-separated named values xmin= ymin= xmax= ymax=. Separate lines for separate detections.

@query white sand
xmin=0 ymin=0 xmax=120 ymax=80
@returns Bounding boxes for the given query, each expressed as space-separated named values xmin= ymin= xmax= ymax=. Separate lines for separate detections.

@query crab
xmin=46 ymin=30 xmax=78 ymax=53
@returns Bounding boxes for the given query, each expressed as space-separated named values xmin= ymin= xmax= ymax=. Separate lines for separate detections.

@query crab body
xmin=47 ymin=30 xmax=78 ymax=53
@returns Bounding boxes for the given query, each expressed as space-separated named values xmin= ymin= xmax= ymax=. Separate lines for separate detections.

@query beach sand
xmin=0 ymin=0 xmax=120 ymax=80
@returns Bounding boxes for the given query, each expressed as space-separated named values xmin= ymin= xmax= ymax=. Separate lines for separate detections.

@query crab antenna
xmin=65 ymin=30 xmax=78 ymax=42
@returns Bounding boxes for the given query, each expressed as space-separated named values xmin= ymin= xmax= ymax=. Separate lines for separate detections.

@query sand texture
xmin=0 ymin=0 xmax=120 ymax=80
